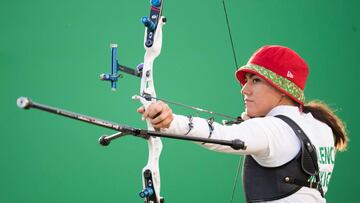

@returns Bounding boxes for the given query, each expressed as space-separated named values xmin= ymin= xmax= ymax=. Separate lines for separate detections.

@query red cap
xmin=235 ymin=45 xmax=308 ymax=105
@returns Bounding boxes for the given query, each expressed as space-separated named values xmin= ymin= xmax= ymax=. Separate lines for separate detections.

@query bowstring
xmin=230 ymin=156 xmax=243 ymax=203
xmin=221 ymin=0 xmax=243 ymax=203
xmin=222 ymin=0 xmax=238 ymax=69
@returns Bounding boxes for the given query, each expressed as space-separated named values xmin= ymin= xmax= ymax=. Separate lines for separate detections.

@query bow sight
xmin=100 ymin=44 xmax=142 ymax=91
xmin=100 ymin=0 xmax=165 ymax=91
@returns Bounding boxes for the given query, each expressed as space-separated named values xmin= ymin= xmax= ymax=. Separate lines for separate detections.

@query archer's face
xmin=241 ymin=73 xmax=283 ymax=118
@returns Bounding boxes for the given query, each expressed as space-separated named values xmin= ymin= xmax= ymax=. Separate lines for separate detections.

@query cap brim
xmin=235 ymin=65 xmax=305 ymax=105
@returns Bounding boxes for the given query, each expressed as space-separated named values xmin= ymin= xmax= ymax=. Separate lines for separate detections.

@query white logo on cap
xmin=287 ymin=71 xmax=294 ymax=78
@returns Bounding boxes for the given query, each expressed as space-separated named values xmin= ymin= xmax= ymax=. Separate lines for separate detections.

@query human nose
xmin=241 ymin=82 xmax=251 ymax=96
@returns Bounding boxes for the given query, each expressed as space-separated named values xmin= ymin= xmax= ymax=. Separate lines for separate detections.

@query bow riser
xmin=139 ymin=1 xmax=166 ymax=202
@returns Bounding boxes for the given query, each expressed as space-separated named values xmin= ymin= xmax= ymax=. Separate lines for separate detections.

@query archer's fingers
xmin=151 ymin=105 xmax=173 ymax=126
xmin=137 ymin=106 xmax=145 ymax=114
xmin=142 ymin=103 xmax=159 ymax=119
xmin=152 ymin=116 xmax=173 ymax=129
xmin=146 ymin=101 xmax=165 ymax=119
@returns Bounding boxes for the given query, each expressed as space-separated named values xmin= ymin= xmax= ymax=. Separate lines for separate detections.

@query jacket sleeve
xmin=161 ymin=114 xmax=271 ymax=156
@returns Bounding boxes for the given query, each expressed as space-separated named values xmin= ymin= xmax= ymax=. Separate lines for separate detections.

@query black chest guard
xmin=242 ymin=115 xmax=324 ymax=202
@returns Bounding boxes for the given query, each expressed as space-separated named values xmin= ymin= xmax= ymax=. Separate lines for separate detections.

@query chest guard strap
xmin=242 ymin=115 xmax=324 ymax=202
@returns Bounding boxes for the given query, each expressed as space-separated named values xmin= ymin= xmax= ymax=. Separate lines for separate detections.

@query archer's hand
xmin=137 ymin=101 xmax=174 ymax=129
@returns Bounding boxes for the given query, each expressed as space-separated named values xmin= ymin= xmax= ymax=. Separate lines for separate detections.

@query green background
xmin=1 ymin=0 xmax=359 ymax=202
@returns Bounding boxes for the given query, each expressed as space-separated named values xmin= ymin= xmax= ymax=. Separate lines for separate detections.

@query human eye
xmin=252 ymin=77 xmax=262 ymax=84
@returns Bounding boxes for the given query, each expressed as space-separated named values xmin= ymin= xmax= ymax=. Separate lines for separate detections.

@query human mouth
xmin=244 ymin=99 xmax=253 ymax=104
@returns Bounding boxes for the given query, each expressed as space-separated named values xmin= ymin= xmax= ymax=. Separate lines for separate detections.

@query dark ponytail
xmin=302 ymin=101 xmax=348 ymax=151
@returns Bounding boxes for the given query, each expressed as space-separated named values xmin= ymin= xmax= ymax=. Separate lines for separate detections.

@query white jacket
xmin=163 ymin=105 xmax=335 ymax=203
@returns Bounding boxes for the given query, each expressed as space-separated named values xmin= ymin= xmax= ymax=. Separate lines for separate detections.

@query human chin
xmin=245 ymin=107 xmax=257 ymax=118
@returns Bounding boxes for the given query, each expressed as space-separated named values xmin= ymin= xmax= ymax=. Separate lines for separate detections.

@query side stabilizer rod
xmin=17 ymin=97 xmax=246 ymax=150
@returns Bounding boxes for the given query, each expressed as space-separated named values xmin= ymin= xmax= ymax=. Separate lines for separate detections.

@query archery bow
xmin=102 ymin=0 xmax=166 ymax=202
xmin=17 ymin=1 xmax=245 ymax=202
xmin=137 ymin=1 xmax=166 ymax=202
xmin=100 ymin=1 xmax=243 ymax=202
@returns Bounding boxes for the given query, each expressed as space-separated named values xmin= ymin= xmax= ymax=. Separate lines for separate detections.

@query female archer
xmin=137 ymin=45 xmax=348 ymax=202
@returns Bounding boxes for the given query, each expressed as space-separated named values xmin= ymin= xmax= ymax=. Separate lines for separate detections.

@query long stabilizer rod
xmin=16 ymin=97 xmax=246 ymax=150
